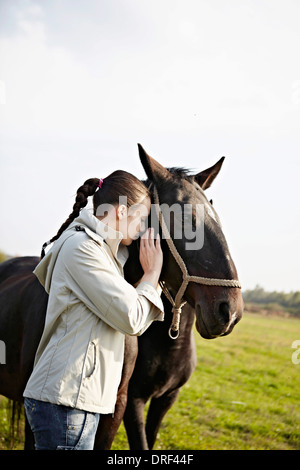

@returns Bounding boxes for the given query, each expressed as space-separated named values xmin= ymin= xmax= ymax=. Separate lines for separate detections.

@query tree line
xmin=243 ymin=285 xmax=300 ymax=317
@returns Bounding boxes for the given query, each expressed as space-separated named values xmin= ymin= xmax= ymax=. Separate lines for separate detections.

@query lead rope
xmin=153 ymin=187 xmax=241 ymax=339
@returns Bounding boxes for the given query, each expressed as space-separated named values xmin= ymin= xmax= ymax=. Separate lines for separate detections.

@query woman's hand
xmin=139 ymin=228 xmax=163 ymax=288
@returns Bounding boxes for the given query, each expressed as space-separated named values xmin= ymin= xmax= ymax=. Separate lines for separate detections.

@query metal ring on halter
xmin=168 ymin=327 xmax=180 ymax=340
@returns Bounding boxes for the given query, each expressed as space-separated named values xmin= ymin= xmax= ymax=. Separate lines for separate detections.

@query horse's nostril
xmin=218 ymin=302 xmax=230 ymax=324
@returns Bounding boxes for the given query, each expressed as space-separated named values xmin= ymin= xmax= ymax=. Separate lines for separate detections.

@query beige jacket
xmin=23 ymin=208 xmax=164 ymax=414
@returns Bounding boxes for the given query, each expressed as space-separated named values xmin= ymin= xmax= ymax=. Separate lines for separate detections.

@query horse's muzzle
xmin=195 ymin=295 xmax=243 ymax=339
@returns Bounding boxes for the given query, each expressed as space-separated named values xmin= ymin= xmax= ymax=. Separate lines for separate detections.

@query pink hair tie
xmin=98 ymin=178 xmax=103 ymax=189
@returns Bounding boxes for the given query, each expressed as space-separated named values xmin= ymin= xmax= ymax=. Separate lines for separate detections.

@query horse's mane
xmin=167 ymin=167 xmax=193 ymax=180
xmin=143 ymin=167 xmax=193 ymax=189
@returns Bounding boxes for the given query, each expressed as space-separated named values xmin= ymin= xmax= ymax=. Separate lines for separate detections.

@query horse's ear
xmin=138 ymin=144 xmax=171 ymax=183
xmin=194 ymin=157 xmax=225 ymax=190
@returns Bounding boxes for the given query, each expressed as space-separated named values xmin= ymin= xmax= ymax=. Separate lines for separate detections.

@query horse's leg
xmin=93 ymin=399 xmax=126 ymax=449
xmin=145 ymin=389 xmax=180 ymax=450
xmin=123 ymin=397 xmax=148 ymax=450
xmin=93 ymin=335 xmax=138 ymax=450
xmin=93 ymin=384 xmax=130 ymax=450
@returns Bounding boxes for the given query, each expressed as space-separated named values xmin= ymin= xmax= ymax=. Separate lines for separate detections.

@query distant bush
xmin=0 ymin=251 xmax=7 ymax=264
xmin=243 ymin=285 xmax=300 ymax=317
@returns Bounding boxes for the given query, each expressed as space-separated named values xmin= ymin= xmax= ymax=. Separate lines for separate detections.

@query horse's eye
xmin=209 ymin=199 xmax=213 ymax=206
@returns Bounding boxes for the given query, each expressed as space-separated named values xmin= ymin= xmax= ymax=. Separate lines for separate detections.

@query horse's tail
xmin=10 ymin=400 xmax=24 ymax=449
xmin=2 ymin=399 xmax=24 ymax=449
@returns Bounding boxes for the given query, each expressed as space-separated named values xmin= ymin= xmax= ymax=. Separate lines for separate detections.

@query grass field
xmin=1 ymin=311 xmax=299 ymax=450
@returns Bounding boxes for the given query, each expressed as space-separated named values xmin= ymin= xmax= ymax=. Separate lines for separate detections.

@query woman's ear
xmin=116 ymin=204 xmax=128 ymax=219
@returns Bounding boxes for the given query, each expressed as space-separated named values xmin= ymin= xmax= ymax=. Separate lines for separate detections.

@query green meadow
xmin=1 ymin=311 xmax=299 ymax=450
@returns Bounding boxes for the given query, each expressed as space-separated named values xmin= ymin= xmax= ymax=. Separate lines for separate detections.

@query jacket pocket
xmin=83 ymin=342 xmax=96 ymax=379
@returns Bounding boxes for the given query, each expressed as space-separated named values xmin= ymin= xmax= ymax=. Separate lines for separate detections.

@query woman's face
xmin=119 ymin=196 xmax=151 ymax=246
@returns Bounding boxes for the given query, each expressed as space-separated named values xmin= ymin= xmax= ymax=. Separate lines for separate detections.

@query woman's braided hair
xmin=40 ymin=170 xmax=150 ymax=258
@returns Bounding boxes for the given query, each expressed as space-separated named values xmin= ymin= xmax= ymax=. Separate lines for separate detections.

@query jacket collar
xmin=34 ymin=208 xmax=128 ymax=293
xmin=72 ymin=208 xmax=127 ymax=262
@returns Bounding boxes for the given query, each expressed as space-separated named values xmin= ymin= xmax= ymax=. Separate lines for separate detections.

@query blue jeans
xmin=24 ymin=398 xmax=100 ymax=450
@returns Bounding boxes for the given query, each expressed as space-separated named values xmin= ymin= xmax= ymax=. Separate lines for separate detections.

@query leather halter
xmin=153 ymin=186 xmax=241 ymax=339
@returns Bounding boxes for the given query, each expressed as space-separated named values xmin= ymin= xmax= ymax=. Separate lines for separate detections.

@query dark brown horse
xmin=0 ymin=145 xmax=243 ymax=449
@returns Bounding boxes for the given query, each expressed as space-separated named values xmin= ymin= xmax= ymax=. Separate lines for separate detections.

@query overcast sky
xmin=0 ymin=0 xmax=299 ymax=292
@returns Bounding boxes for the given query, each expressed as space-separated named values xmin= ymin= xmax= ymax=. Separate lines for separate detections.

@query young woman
xmin=23 ymin=170 xmax=164 ymax=450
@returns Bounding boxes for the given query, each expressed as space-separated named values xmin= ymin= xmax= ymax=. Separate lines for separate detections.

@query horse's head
xmin=138 ymin=144 xmax=243 ymax=339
